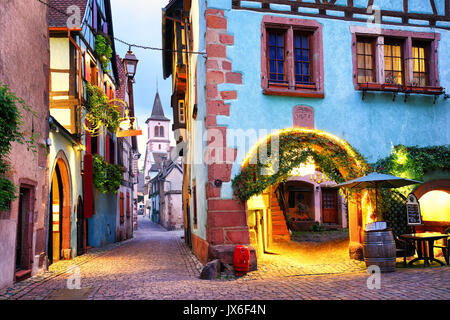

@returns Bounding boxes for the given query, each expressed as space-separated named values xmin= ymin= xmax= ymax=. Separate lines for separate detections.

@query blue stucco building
xmin=163 ymin=0 xmax=449 ymax=266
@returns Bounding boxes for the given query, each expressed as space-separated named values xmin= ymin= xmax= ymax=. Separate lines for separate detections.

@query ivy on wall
xmin=93 ymin=154 xmax=123 ymax=194
xmin=85 ymin=83 xmax=120 ymax=134
xmin=94 ymin=35 xmax=113 ymax=73
xmin=232 ymin=129 xmax=369 ymax=202
xmin=0 ymin=84 xmax=38 ymax=211
xmin=372 ymin=144 xmax=450 ymax=195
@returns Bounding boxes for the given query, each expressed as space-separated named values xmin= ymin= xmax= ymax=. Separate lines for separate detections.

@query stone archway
xmin=233 ymin=127 xmax=370 ymax=261
xmin=48 ymin=151 xmax=72 ymax=264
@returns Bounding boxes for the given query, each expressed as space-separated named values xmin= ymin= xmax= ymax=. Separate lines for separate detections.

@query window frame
xmin=261 ymin=16 xmax=324 ymax=98
xmin=412 ymin=41 xmax=430 ymax=87
xmin=350 ymin=26 xmax=441 ymax=93
xmin=356 ymin=37 xmax=377 ymax=85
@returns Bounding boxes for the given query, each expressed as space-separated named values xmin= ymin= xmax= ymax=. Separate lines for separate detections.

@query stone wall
xmin=204 ymin=8 xmax=250 ymax=250
xmin=0 ymin=0 xmax=50 ymax=288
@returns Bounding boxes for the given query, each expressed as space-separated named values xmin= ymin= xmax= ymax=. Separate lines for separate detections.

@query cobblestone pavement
xmin=2 ymin=216 xmax=448 ymax=300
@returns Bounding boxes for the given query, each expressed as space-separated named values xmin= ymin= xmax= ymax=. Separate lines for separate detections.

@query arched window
xmin=154 ymin=126 xmax=159 ymax=137
xmin=160 ymin=126 xmax=164 ymax=137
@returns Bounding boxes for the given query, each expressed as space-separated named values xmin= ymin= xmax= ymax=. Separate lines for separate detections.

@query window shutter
xmin=126 ymin=193 xmax=130 ymax=218
xmin=120 ymin=192 xmax=124 ymax=224
xmin=85 ymin=129 xmax=91 ymax=154
xmin=84 ymin=53 xmax=91 ymax=82
xmin=103 ymin=22 xmax=108 ymax=34
xmin=83 ymin=154 xmax=94 ymax=218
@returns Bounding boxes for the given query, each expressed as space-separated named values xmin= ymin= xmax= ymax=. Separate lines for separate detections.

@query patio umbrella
xmin=333 ymin=172 xmax=423 ymax=218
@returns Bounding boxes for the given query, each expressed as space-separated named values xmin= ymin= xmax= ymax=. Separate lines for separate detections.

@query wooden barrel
xmin=363 ymin=229 xmax=396 ymax=272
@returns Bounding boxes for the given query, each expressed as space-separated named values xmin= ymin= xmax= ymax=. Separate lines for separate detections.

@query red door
xmin=322 ymin=189 xmax=338 ymax=224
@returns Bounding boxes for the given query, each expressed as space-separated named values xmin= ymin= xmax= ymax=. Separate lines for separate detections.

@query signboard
xmin=406 ymin=193 xmax=422 ymax=226
xmin=116 ymin=129 xmax=143 ymax=137
xmin=293 ymin=105 xmax=314 ymax=129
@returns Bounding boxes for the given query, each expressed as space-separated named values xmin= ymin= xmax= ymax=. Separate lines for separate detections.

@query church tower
xmin=145 ymin=92 xmax=170 ymax=167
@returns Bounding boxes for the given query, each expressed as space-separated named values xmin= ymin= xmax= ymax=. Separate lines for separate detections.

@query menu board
xmin=406 ymin=193 xmax=422 ymax=226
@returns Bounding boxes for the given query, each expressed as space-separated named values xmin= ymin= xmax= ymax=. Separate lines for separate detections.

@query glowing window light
xmin=419 ymin=190 xmax=450 ymax=222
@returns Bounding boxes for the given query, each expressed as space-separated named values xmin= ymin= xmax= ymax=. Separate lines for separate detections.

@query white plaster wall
xmin=48 ymin=131 xmax=83 ymax=257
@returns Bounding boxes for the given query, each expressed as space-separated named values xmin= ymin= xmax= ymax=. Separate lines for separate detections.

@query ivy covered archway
xmin=232 ymin=128 xmax=369 ymax=202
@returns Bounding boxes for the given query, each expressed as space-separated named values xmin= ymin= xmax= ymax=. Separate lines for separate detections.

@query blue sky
xmin=110 ymin=0 xmax=173 ymax=169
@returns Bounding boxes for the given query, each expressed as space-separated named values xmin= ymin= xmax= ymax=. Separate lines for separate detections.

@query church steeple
xmin=147 ymin=92 xmax=169 ymax=122
xmin=146 ymin=91 xmax=170 ymax=160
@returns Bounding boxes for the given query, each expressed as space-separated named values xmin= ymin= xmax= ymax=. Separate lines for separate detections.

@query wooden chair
xmin=433 ymin=227 xmax=450 ymax=265
xmin=394 ymin=234 xmax=415 ymax=266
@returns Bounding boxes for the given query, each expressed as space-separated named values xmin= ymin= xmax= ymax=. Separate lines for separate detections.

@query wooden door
xmin=76 ymin=197 xmax=84 ymax=256
xmin=16 ymin=187 xmax=33 ymax=272
xmin=322 ymin=189 xmax=338 ymax=224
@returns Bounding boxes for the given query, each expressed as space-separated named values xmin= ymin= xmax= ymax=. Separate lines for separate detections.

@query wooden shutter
xmin=84 ymin=53 xmax=91 ymax=82
xmin=85 ymin=129 xmax=91 ymax=154
xmin=120 ymin=192 xmax=124 ymax=224
xmin=126 ymin=193 xmax=130 ymax=218
xmin=83 ymin=154 xmax=94 ymax=218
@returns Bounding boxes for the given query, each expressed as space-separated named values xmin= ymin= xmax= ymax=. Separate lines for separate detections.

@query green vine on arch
xmin=232 ymin=129 xmax=369 ymax=202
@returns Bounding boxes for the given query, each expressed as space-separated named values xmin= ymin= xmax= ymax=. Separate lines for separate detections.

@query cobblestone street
xmin=1 ymin=216 xmax=448 ymax=300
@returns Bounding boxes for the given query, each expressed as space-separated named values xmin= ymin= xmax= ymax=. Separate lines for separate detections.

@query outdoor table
xmin=399 ymin=232 xmax=449 ymax=267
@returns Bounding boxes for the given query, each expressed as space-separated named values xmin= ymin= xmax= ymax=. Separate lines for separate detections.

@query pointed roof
xmin=146 ymin=92 xmax=169 ymax=122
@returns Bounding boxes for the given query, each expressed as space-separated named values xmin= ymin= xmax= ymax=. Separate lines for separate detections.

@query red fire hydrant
xmin=233 ymin=245 xmax=250 ymax=276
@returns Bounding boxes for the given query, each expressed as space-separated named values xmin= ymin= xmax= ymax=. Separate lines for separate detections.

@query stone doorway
xmin=15 ymin=185 xmax=34 ymax=282
xmin=48 ymin=156 xmax=72 ymax=265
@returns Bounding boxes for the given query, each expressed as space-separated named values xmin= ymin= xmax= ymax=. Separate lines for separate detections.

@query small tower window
xmin=160 ymin=126 xmax=164 ymax=137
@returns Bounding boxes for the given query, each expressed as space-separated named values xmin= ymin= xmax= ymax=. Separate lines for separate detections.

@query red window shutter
xmin=126 ymin=193 xmax=130 ymax=217
xmin=106 ymin=85 xmax=110 ymax=100
xmin=120 ymin=192 xmax=124 ymax=224
xmin=84 ymin=53 xmax=91 ymax=82
xmin=105 ymin=135 xmax=110 ymax=163
xmin=83 ymin=154 xmax=94 ymax=219
xmin=85 ymin=129 xmax=91 ymax=154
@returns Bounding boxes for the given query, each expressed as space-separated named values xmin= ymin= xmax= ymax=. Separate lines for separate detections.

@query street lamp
xmin=123 ymin=48 xmax=139 ymax=79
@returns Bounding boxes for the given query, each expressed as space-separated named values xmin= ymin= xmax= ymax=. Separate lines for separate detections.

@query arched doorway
xmin=48 ymin=155 xmax=72 ymax=265
xmin=234 ymin=128 xmax=369 ymax=259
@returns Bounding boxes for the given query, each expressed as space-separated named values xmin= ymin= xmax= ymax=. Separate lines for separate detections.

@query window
xmin=351 ymin=26 xmax=441 ymax=94
xmin=356 ymin=38 xmax=376 ymax=84
xmin=412 ymin=42 xmax=429 ymax=87
xmin=261 ymin=16 xmax=324 ymax=98
xmin=108 ymin=135 xmax=115 ymax=164
xmin=294 ymin=32 xmax=312 ymax=85
xmin=384 ymin=40 xmax=403 ymax=85
xmin=178 ymin=101 xmax=185 ymax=123
xmin=154 ymin=126 xmax=159 ymax=137
xmin=268 ymin=29 xmax=287 ymax=85
xmin=91 ymin=135 xmax=98 ymax=155
xmin=160 ymin=126 xmax=164 ymax=137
